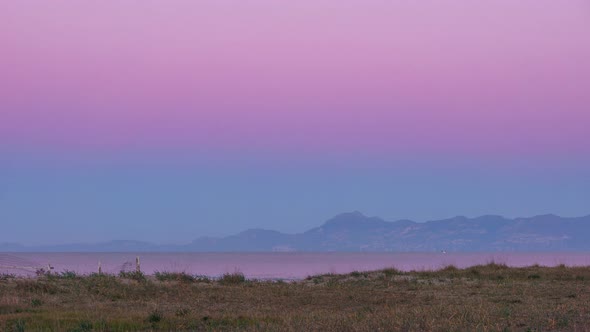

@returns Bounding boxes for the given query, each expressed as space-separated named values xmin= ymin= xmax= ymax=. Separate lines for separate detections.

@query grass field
xmin=1 ymin=263 xmax=590 ymax=331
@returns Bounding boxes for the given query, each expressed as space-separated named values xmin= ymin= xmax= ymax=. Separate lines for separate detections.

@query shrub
xmin=175 ymin=308 xmax=190 ymax=317
xmin=441 ymin=265 xmax=459 ymax=272
xmin=382 ymin=268 xmax=401 ymax=277
xmin=148 ymin=310 xmax=163 ymax=323
xmin=469 ymin=268 xmax=481 ymax=276
xmin=13 ymin=319 xmax=25 ymax=332
xmin=16 ymin=280 xmax=58 ymax=294
xmin=30 ymin=298 xmax=43 ymax=307
xmin=59 ymin=270 xmax=78 ymax=279
xmin=219 ymin=272 xmax=246 ymax=285
xmin=484 ymin=261 xmax=509 ymax=270
xmin=85 ymin=273 xmax=118 ymax=286
xmin=194 ymin=275 xmax=211 ymax=283
xmin=0 ymin=273 xmax=16 ymax=281
xmin=35 ymin=268 xmax=49 ymax=277
xmin=154 ymin=271 xmax=195 ymax=283
xmin=119 ymin=270 xmax=146 ymax=282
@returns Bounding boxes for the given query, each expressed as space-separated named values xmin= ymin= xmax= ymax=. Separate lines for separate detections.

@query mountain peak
xmin=325 ymin=211 xmax=368 ymax=223
xmin=321 ymin=211 xmax=389 ymax=229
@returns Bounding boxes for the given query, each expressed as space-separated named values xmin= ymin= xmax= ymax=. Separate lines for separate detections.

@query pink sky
xmin=1 ymin=0 xmax=589 ymax=160
xmin=1 ymin=1 xmax=590 ymax=243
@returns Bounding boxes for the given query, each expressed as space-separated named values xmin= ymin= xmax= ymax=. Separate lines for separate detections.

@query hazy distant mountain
xmin=3 ymin=212 xmax=590 ymax=252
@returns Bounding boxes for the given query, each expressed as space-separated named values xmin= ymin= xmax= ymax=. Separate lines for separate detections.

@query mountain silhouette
xmin=3 ymin=212 xmax=590 ymax=252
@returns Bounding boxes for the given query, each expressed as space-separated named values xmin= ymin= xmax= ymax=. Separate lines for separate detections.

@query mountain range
xmin=3 ymin=212 xmax=590 ymax=252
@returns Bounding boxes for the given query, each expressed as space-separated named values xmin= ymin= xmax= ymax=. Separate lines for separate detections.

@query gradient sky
xmin=1 ymin=0 xmax=589 ymax=245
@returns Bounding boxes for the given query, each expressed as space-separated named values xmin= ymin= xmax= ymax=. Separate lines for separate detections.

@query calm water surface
xmin=2 ymin=252 xmax=589 ymax=279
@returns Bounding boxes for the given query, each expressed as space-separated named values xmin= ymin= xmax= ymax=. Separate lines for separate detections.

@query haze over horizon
xmin=1 ymin=0 xmax=589 ymax=245
xmin=4 ymin=212 xmax=590 ymax=252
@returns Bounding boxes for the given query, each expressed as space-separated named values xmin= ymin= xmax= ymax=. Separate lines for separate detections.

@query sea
xmin=1 ymin=252 xmax=590 ymax=280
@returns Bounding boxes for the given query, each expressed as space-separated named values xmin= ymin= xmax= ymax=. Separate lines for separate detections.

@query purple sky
xmin=1 ymin=1 xmax=589 ymax=245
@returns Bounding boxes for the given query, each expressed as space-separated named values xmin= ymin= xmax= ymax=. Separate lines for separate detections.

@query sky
xmin=1 ymin=0 xmax=589 ymax=245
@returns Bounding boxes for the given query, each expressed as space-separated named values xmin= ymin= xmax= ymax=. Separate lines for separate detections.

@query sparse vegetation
xmin=118 ymin=270 xmax=146 ymax=282
xmin=30 ymin=298 xmax=43 ymax=307
xmin=1 ymin=264 xmax=590 ymax=331
xmin=0 ymin=274 xmax=16 ymax=281
xmin=58 ymin=270 xmax=78 ymax=279
xmin=154 ymin=271 xmax=195 ymax=283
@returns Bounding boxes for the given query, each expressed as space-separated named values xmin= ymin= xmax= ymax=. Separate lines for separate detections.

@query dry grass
xmin=2 ymin=264 xmax=590 ymax=331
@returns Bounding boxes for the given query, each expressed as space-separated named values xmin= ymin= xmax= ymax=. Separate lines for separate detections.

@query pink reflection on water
xmin=2 ymin=253 xmax=590 ymax=280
